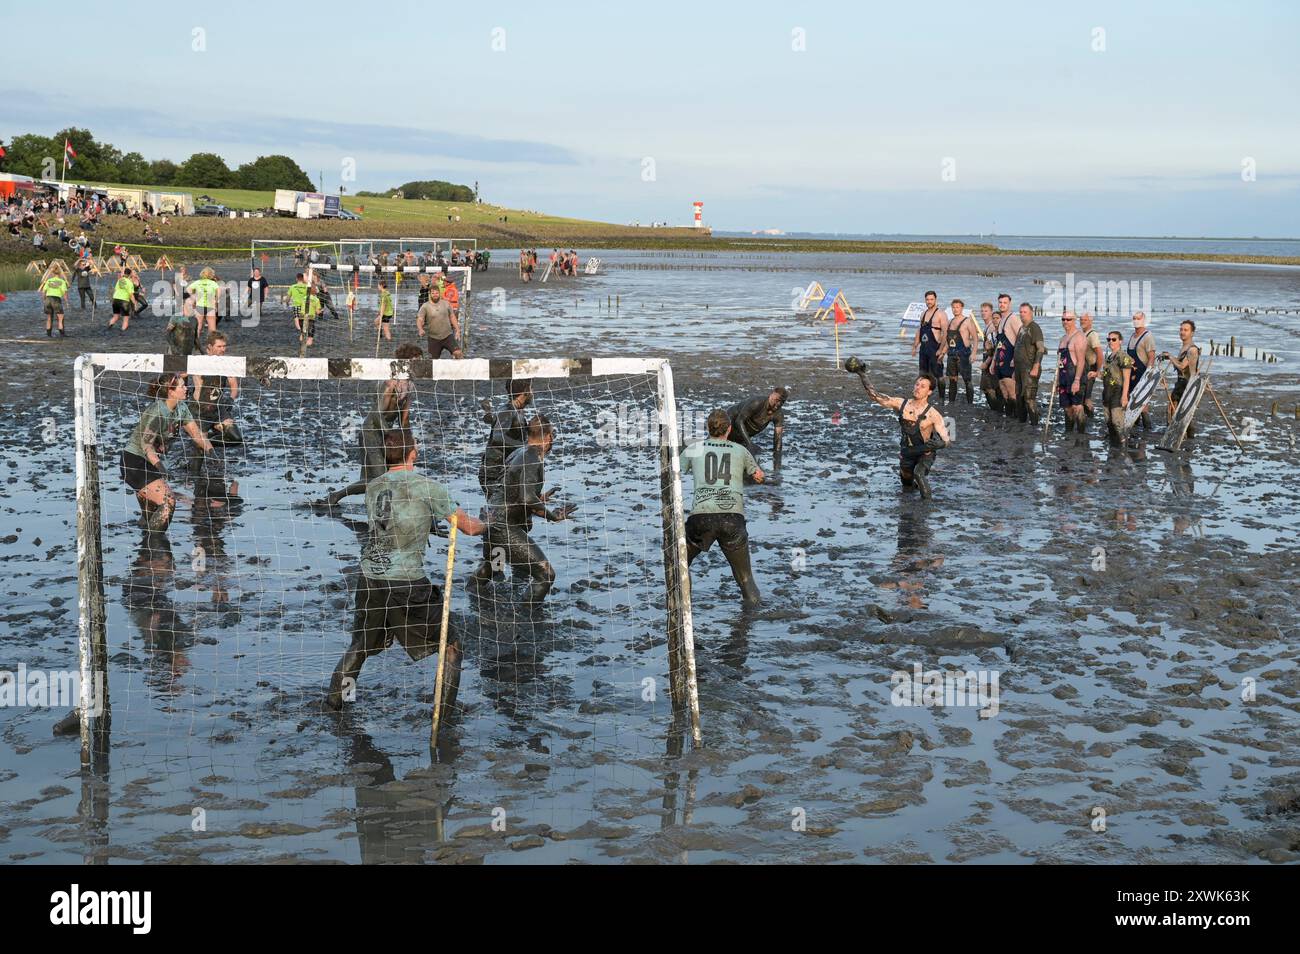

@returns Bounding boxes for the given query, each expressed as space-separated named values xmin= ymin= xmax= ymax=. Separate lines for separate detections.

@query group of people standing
xmin=911 ymin=291 xmax=1201 ymax=449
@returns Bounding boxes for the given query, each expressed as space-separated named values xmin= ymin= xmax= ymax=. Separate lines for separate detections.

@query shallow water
xmin=1 ymin=250 xmax=1298 ymax=864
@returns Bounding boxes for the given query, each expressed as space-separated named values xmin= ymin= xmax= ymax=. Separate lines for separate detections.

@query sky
xmin=4 ymin=0 xmax=1298 ymax=236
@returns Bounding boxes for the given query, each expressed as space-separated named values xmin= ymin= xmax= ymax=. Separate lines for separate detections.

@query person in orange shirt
xmin=438 ymin=272 xmax=460 ymax=320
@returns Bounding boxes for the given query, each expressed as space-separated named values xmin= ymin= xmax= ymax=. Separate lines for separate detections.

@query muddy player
xmin=74 ymin=258 xmax=95 ymax=312
xmin=469 ymin=415 xmax=576 ymax=604
xmin=1012 ymin=302 xmax=1045 ymax=424
xmin=1162 ymin=319 xmax=1201 ymax=437
xmin=316 ymin=344 xmax=424 ymax=509
xmin=1101 ymin=329 xmax=1134 ymax=447
xmin=726 ymin=386 xmax=788 ymax=469
xmin=326 ymin=427 xmax=485 ymax=712
xmin=191 ymin=332 xmax=242 ymax=444
xmin=944 ymin=298 xmax=978 ymax=405
xmin=911 ymin=291 xmax=948 ymax=397
xmin=978 ymin=302 xmax=1002 ymax=410
xmin=1079 ymin=312 xmax=1104 ymax=418
xmin=1127 ymin=311 xmax=1158 ymax=431
xmin=189 ymin=267 xmax=221 ymax=337
xmin=165 ymin=304 xmax=201 ymax=357
xmin=120 ymin=373 xmax=214 ymax=532
xmin=680 ymin=408 xmax=765 ymax=608
xmin=313 ymin=272 xmax=339 ymax=320
xmin=416 ymin=284 xmax=462 ymax=359
xmin=39 ymin=270 xmax=68 ymax=337
xmin=1055 ymin=311 xmax=1089 ymax=435
xmin=477 ymin=379 xmax=532 ymax=500
xmin=108 ymin=268 xmax=135 ymax=332
xmin=295 ymin=288 xmax=322 ymax=354
xmin=992 ymin=293 xmax=1020 ymax=413
xmin=375 ymin=279 xmax=395 ymax=343
xmin=847 ymin=359 xmax=950 ymax=500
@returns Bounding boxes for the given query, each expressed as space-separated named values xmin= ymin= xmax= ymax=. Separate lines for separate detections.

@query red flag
xmin=833 ymin=300 xmax=847 ymax=324
xmin=64 ymin=139 xmax=77 ymax=159
xmin=0 ymin=144 xmax=6 ymax=158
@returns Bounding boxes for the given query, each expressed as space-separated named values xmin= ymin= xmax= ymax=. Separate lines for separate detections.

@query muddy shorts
xmin=121 ymin=451 xmax=164 ymax=491
xmin=428 ymin=334 xmax=459 ymax=359
xmin=685 ymin=512 xmax=749 ymax=554
xmin=945 ymin=349 xmax=972 ymax=382
xmin=112 ymin=299 xmax=131 ymax=316
xmin=43 ymin=296 xmax=64 ymax=317
xmin=351 ymin=575 xmax=452 ymax=662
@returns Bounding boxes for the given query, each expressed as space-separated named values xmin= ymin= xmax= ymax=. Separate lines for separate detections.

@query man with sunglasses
xmin=1101 ymin=330 xmax=1134 ymax=448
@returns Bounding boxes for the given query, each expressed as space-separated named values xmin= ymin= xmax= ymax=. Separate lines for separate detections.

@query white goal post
xmin=72 ymin=353 xmax=701 ymax=764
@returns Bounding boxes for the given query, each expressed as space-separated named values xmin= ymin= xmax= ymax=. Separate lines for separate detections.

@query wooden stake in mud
xmin=1041 ymin=353 xmax=1059 ymax=442
xmin=1205 ymin=383 xmax=1245 ymax=455
xmin=430 ymin=518 xmax=459 ymax=749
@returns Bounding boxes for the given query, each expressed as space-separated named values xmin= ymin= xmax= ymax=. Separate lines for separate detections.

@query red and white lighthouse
xmin=692 ymin=201 xmax=703 ymax=228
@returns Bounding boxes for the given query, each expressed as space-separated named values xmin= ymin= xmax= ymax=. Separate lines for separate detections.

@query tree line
xmin=356 ymin=180 xmax=475 ymax=202
xmin=0 ymin=128 xmax=316 ymax=191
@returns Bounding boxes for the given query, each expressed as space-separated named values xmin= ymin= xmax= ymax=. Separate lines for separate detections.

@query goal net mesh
xmin=77 ymin=356 xmax=698 ymax=761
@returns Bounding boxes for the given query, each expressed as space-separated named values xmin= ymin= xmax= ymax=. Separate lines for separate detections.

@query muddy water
xmin=1 ymin=250 xmax=1298 ymax=864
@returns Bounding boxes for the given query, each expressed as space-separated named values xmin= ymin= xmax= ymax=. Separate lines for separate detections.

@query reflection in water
xmin=123 ymin=531 xmax=194 ymax=694
xmin=891 ymin=501 xmax=936 ymax=609
xmin=331 ymin=715 xmax=454 ymax=863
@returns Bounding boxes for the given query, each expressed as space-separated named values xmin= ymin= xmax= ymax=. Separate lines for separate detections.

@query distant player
xmin=296 ymin=288 xmax=322 ymax=355
xmin=108 ymin=268 xmax=135 ymax=332
xmin=1162 ymin=319 xmax=1201 ymax=438
xmin=978 ymin=302 xmax=1002 ymax=410
xmin=726 ymin=386 xmax=788 ymax=468
xmin=191 ymin=332 xmax=243 ymax=444
xmin=326 ymin=427 xmax=485 ymax=711
xmin=375 ymin=279 xmax=395 ymax=342
xmin=1127 ymin=312 xmax=1158 ymax=431
xmin=911 ymin=290 xmax=947 ymax=395
xmin=1055 ymin=311 xmax=1089 ymax=435
xmin=39 ymin=270 xmax=68 ymax=337
xmin=478 ymin=379 xmax=532 ymax=499
xmin=469 ymin=415 xmax=576 ymax=604
xmin=680 ymin=408 xmax=764 ymax=607
xmin=316 ymin=344 xmax=424 ymax=509
xmin=943 ymin=298 xmax=977 ymax=404
xmin=189 ymin=267 xmax=221 ymax=337
xmin=1012 ymin=302 xmax=1044 ymax=424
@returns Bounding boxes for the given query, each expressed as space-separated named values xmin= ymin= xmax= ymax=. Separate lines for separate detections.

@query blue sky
xmin=4 ymin=0 xmax=1297 ymax=235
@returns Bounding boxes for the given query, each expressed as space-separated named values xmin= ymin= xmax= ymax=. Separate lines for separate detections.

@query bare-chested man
xmin=1162 ymin=319 xmax=1201 ymax=438
xmin=944 ymin=298 xmax=979 ymax=405
xmin=993 ymin=294 xmax=1022 ymax=414
xmin=1055 ymin=310 xmax=1089 ymax=436
xmin=911 ymin=291 xmax=948 ymax=401
xmin=1126 ymin=311 xmax=1159 ymax=431
xmin=1079 ymin=312 xmax=1105 ymax=419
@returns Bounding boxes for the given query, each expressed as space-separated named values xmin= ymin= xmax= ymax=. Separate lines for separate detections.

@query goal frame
xmin=72 ymin=353 xmax=702 ymax=763
xmin=306 ymin=263 xmax=474 ymax=348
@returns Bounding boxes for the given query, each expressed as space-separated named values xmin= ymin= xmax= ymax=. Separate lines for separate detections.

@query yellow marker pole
xmin=430 ymin=518 xmax=459 ymax=749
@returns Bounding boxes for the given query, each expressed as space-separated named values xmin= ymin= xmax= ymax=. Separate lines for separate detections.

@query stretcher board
xmin=1157 ymin=356 xmax=1212 ymax=453
xmin=1122 ymin=358 xmax=1166 ymax=432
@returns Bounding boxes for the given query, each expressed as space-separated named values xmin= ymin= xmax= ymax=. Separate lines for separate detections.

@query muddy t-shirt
xmin=125 ymin=399 xmax=194 ymax=458
xmin=418 ymin=300 xmax=454 ymax=339
xmin=361 ymin=470 xmax=457 ymax=581
xmin=1014 ymin=320 xmax=1044 ymax=371
xmin=1102 ymin=351 xmax=1134 ymax=408
xmin=681 ymin=438 xmax=757 ymax=517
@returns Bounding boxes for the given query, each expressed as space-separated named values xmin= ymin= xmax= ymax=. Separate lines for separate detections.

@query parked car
xmin=336 ymin=209 xmax=361 ymax=221
xmin=194 ymin=204 xmax=229 ymax=216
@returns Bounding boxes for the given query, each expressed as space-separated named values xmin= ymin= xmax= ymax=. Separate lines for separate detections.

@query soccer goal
xmin=306 ymin=263 xmax=474 ymax=351
xmin=72 ymin=353 xmax=700 ymax=767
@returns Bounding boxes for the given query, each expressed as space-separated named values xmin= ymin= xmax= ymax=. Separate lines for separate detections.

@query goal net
xmin=72 ymin=353 xmax=700 ymax=767
xmin=305 ymin=263 xmax=474 ymax=354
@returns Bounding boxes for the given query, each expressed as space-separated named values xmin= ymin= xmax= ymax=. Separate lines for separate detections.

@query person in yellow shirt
xmin=40 ymin=272 xmax=69 ymax=337
xmin=108 ymin=268 xmax=136 ymax=332
xmin=297 ymin=290 xmax=323 ymax=355
xmin=189 ymin=267 xmax=221 ymax=336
